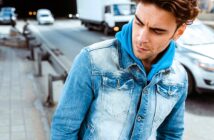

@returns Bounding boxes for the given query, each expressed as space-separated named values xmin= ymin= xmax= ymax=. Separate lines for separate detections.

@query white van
xmin=36 ymin=9 xmax=54 ymax=25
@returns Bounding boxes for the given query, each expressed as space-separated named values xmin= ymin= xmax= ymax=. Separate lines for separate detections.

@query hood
xmin=116 ymin=19 xmax=176 ymax=81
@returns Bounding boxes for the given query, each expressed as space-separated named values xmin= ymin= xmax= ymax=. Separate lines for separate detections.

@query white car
xmin=176 ymin=20 xmax=214 ymax=94
xmin=36 ymin=9 xmax=54 ymax=25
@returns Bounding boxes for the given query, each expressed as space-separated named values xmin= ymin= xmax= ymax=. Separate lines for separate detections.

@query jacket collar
xmin=114 ymin=39 xmax=173 ymax=84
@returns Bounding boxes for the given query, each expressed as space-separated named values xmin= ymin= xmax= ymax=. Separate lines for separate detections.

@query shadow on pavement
xmin=186 ymin=93 xmax=214 ymax=117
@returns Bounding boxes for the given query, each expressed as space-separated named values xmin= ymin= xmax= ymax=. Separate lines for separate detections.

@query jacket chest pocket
xmin=153 ymin=82 xmax=183 ymax=127
xmin=101 ymin=76 xmax=134 ymax=118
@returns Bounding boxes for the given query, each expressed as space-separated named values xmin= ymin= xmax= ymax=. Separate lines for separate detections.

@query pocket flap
xmin=156 ymin=84 xmax=181 ymax=98
xmin=103 ymin=76 xmax=134 ymax=90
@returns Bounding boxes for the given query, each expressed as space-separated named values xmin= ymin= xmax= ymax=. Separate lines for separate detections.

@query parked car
xmin=0 ymin=7 xmax=17 ymax=25
xmin=36 ymin=9 xmax=54 ymax=25
xmin=1 ymin=6 xmax=15 ymax=13
xmin=176 ymin=19 xmax=214 ymax=94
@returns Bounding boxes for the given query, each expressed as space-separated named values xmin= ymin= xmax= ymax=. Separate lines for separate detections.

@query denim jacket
xmin=51 ymin=39 xmax=188 ymax=140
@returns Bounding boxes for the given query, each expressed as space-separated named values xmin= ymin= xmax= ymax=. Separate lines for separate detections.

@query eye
xmin=152 ymin=29 xmax=164 ymax=35
xmin=135 ymin=20 xmax=143 ymax=27
xmin=135 ymin=20 xmax=140 ymax=25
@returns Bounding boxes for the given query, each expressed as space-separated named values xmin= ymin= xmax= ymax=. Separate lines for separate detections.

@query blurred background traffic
xmin=0 ymin=0 xmax=214 ymax=140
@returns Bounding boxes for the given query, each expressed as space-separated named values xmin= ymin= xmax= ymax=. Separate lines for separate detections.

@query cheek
xmin=152 ymin=37 xmax=169 ymax=47
xmin=132 ymin=31 xmax=138 ymax=45
xmin=132 ymin=24 xmax=140 ymax=40
xmin=155 ymin=42 xmax=170 ymax=54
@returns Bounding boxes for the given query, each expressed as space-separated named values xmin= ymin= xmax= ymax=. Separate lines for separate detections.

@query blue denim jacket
xmin=51 ymin=39 xmax=188 ymax=140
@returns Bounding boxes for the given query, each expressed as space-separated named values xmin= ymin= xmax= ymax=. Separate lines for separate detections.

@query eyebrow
xmin=135 ymin=14 xmax=168 ymax=32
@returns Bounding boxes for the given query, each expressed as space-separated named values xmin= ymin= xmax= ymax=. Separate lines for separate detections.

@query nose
xmin=138 ymin=27 xmax=149 ymax=44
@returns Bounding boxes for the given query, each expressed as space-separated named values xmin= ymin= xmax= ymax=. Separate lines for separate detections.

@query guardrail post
xmin=30 ymin=44 xmax=35 ymax=60
xmin=44 ymin=74 xmax=67 ymax=107
xmin=37 ymin=51 xmax=42 ymax=76
xmin=36 ymin=50 xmax=50 ymax=77
xmin=44 ymin=74 xmax=55 ymax=107
xmin=31 ymin=43 xmax=41 ymax=61
xmin=25 ymin=35 xmax=30 ymax=49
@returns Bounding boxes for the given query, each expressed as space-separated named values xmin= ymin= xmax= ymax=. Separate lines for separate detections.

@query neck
xmin=142 ymin=61 xmax=151 ymax=74
xmin=142 ymin=47 xmax=168 ymax=74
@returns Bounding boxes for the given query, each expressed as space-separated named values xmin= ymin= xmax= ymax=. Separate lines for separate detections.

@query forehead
xmin=135 ymin=3 xmax=177 ymax=29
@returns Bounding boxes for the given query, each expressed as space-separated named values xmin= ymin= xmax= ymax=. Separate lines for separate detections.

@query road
xmin=29 ymin=19 xmax=113 ymax=61
xmin=2 ymin=19 xmax=213 ymax=140
xmin=184 ymin=93 xmax=214 ymax=140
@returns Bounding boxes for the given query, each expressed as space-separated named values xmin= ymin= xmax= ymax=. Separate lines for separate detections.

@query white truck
xmin=77 ymin=0 xmax=136 ymax=35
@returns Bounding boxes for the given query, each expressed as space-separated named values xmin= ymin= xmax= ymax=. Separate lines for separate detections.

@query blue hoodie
xmin=115 ymin=20 xmax=176 ymax=81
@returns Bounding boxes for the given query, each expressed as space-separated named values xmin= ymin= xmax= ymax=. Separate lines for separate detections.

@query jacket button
xmin=137 ymin=115 xmax=144 ymax=122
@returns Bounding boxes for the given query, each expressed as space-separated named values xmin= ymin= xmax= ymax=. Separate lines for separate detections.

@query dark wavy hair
xmin=136 ymin=0 xmax=200 ymax=26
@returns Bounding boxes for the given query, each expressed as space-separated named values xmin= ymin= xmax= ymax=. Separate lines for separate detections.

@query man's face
xmin=132 ymin=2 xmax=186 ymax=64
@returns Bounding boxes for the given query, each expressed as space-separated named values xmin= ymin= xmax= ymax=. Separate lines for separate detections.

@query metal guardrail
xmin=25 ymin=34 xmax=41 ymax=60
xmin=22 ymin=23 xmax=41 ymax=60
xmin=37 ymin=45 xmax=70 ymax=107
xmin=25 ymin=24 xmax=70 ymax=107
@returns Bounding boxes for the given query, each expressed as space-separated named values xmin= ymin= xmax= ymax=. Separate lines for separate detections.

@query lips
xmin=136 ymin=45 xmax=149 ymax=52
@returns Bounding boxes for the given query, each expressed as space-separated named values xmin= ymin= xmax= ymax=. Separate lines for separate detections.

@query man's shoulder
xmin=172 ymin=59 xmax=186 ymax=75
xmin=86 ymin=39 xmax=117 ymax=52
xmin=169 ymin=59 xmax=188 ymax=83
xmin=84 ymin=39 xmax=120 ymax=72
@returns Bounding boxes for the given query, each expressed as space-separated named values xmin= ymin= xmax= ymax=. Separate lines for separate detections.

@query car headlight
xmin=11 ymin=17 xmax=16 ymax=20
xmin=188 ymin=53 xmax=214 ymax=72
xmin=198 ymin=61 xmax=214 ymax=72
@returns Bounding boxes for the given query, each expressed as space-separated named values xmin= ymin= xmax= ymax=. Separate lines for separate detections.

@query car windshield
xmin=178 ymin=22 xmax=214 ymax=45
xmin=40 ymin=14 xmax=50 ymax=17
xmin=113 ymin=4 xmax=136 ymax=16
xmin=1 ymin=7 xmax=15 ymax=12
xmin=1 ymin=12 xmax=12 ymax=16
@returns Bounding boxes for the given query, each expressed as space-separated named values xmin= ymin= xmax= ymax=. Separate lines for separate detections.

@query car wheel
xmin=186 ymin=69 xmax=196 ymax=95
xmin=87 ymin=26 xmax=93 ymax=31
xmin=85 ymin=23 xmax=93 ymax=31
xmin=104 ymin=25 xmax=109 ymax=36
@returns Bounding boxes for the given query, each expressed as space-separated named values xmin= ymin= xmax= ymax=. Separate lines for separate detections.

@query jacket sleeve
xmin=51 ymin=48 xmax=93 ymax=140
xmin=156 ymin=80 xmax=188 ymax=140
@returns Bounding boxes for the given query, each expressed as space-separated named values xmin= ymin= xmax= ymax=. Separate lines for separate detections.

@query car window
xmin=178 ymin=23 xmax=214 ymax=45
xmin=105 ymin=6 xmax=111 ymax=13
xmin=113 ymin=4 xmax=136 ymax=16
xmin=40 ymin=14 xmax=50 ymax=17
xmin=2 ymin=12 xmax=12 ymax=16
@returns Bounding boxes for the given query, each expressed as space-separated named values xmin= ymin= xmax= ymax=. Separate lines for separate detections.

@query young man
xmin=51 ymin=0 xmax=199 ymax=139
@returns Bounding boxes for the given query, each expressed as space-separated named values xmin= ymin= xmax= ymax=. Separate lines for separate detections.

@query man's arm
xmin=51 ymin=48 xmax=93 ymax=140
xmin=156 ymin=81 xmax=188 ymax=140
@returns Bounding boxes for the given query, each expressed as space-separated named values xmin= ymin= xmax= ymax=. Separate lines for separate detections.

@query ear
xmin=173 ymin=24 xmax=187 ymax=40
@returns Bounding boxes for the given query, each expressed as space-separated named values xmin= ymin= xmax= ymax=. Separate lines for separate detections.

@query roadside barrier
xmin=37 ymin=45 xmax=70 ymax=107
xmin=23 ymin=22 xmax=41 ymax=60
xmin=25 ymin=23 xmax=70 ymax=107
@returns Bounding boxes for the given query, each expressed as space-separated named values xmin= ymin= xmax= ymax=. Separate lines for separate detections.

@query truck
xmin=77 ymin=0 xmax=136 ymax=35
